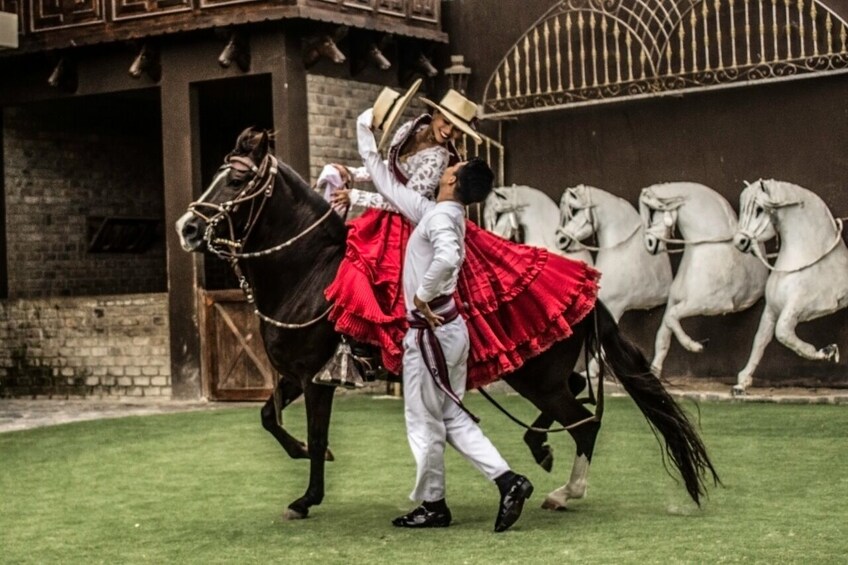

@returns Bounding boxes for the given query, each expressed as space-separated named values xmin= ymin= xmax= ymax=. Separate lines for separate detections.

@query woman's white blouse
xmin=348 ymin=120 xmax=450 ymax=212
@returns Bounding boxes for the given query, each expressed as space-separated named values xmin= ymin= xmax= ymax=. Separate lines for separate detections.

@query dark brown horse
xmin=176 ymin=128 xmax=719 ymax=520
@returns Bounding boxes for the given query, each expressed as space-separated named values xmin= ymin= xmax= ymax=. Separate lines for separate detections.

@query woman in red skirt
xmin=319 ymin=85 xmax=599 ymax=390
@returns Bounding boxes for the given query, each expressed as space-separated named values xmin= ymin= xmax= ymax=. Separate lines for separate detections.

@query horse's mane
xmin=231 ymin=127 xmax=347 ymax=241
xmin=229 ymin=127 xmax=276 ymax=160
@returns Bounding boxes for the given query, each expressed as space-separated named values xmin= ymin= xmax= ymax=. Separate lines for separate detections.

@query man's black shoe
xmin=494 ymin=474 xmax=534 ymax=532
xmin=392 ymin=505 xmax=452 ymax=528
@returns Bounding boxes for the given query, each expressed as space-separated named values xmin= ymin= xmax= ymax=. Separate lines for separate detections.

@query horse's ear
xmin=252 ymin=130 xmax=270 ymax=160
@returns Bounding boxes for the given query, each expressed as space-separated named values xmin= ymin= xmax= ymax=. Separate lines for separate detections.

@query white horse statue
xmin=732 ymin=179 xmax=848 ymax=394
xmin=639 ymin=182 xmax=768 ymax=375
xmin=557 ymin=184 xmax=672 ymax=322
xmin=484 ymin=185 xmax=593 ymax=264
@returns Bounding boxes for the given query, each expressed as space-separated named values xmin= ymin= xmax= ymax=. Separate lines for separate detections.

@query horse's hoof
xmin=539 ymin=449 xmax=554 ymax=473
xmin=283 ymin=507 xmax=308 ymax=520
xmin=531 ymin=444 xmax=554 ymax=473
xmin=301 ymin=444 xmax=335 ymax=461
xmin=820 ymin=344 xmax=840 ymax=363
xmin=541 ymin=496 xmax=567 ymax=511
xmin=731 ymin=385 xmax=747 ymax=397
xmin=685 ymin=341 xmax=705 ymax=353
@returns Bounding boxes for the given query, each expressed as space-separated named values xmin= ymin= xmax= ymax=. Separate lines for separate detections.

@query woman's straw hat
xmin=372 ymin=78 xmax=424 ymax=151
xmin=419 ymin=89 xmax=482 ymax=144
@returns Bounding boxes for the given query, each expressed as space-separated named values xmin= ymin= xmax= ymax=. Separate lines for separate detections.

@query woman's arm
xmin=356 ymin=109 xmax=433 ymax=224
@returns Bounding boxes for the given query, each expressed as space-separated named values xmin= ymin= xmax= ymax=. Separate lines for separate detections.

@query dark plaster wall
xmin=444 ymin=0 xmax=848 ymax=386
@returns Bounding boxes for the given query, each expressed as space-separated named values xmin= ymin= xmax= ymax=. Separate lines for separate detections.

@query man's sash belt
xmin=408 ymin=296 xmax=480 ymax=423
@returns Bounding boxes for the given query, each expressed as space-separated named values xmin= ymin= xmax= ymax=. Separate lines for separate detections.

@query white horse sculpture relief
xmin=556 ymin=184 xmax=672 ymax=322
xmin=484 ymin=185 xmax=593 ymax=265
xmin=732 ymin=179 xmax=848 ymax=394
xmin=639 ymin=182 xmax=768 ymax=375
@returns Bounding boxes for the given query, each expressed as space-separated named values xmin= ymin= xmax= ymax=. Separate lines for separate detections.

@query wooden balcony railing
xmin=2 ymin=0 xmax=443 ymax=53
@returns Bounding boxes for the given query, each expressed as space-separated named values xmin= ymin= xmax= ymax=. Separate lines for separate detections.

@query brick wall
xmin=0 ymin=293 xmax=170 ymax=398
xmin=0 ymin=76 xmax=421 ymax=399
xmin=307 ymin=74 xmax=427 ymax=183
xmin=3 ymin=94 xmax=166 ymax=299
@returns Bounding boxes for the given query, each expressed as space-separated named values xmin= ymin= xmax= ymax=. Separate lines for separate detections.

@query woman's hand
xmin=331 ymin=188 xmax=351 ymax=208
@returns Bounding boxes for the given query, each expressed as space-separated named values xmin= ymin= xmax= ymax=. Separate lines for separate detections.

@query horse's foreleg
xmin=261 ymin=379 xmax=311 ymax=459
xmin=664 ymin=305 xmax=703 ymax=353
xmin=651 ymin=315 xmax=674 ymax=374
xmin=523 ymin=414 xmax=555 ymax=472
xmin=734 ymin=308 xmax=777 ymax=394
xmin=506 ymin=357 xmax=599 ymax=512
xmin=522 ymin=372 xmax=587 ymax=473
xmin=284 ymin=382 xmax=335 ymax=520
xmin=775 ymin=307 xmax=840 ymax=362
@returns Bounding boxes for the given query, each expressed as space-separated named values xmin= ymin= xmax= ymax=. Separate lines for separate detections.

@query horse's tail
xmin=591 ymin=302 xmax=720 ymax=506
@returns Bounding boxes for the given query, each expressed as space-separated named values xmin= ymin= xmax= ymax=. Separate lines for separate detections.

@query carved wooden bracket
xmin=128 ymin=42 xmax=160 ymax=82
xmin=304 ymin=26 xmax=348 ymax=68
xmin=47 ymin=56 xmax=77 ymax=92
xmin=218 ymin=30 xmax=250 ymax=72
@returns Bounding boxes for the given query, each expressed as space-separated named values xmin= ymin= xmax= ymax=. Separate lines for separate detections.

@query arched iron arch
xmin=482 ymin=0 xmax=848 ymax=117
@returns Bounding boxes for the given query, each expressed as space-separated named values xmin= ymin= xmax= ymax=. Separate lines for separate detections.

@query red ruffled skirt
xmin=324 ymin=209 xmax=600 ymax=389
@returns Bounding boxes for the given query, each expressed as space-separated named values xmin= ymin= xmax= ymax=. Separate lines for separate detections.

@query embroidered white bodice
xmin=348 ymin=120 xmax=450 ymax=212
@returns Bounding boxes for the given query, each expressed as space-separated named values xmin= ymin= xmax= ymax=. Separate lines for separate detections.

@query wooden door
xmin=199 ymin=289 xmax=276 ymax=400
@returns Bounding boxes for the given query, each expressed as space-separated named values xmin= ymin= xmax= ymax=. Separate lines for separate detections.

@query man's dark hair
xmin=455 ymin=158 xmax=494 ymax=205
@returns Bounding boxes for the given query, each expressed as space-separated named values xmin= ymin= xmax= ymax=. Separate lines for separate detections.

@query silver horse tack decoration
xmin=189 ymin=154 xmax=335 ymax=329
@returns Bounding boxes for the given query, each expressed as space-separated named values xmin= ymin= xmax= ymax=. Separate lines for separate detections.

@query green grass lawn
xmin=1 ymin=394 xmax=846 ymax=564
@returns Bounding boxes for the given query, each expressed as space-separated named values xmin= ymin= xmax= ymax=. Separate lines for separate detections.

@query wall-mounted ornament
xmin=218 ymin=30 xmax=250 ymax=72
xmin=304 ymin=27 xmax=348 ymax=68
xmin=47 ymin=56 xmax=77 ymax=92
xmin=639 ymin=182 xmax=768 ymax=376
xmin=128 ymin=43 xmax=160 ymax=82
xmin=732 ymin=180 xmax=848 ymax=394
xmin=558 ymin=184 xmax=672 ymax=322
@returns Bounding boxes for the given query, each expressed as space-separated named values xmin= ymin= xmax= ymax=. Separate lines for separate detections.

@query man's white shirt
xmin=356 ymin=109 xmax=464 ymax=312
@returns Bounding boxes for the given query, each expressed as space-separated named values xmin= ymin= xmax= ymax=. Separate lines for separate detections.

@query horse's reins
xmin=477 ymin=297 xmax=605 ymax=434
xmin=647 ymin=225 xmax=734 ymax=249
xmin=188 ymin=153 xmax=334 ymax=329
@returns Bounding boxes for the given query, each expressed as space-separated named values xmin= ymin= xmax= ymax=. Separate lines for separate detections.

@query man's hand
xmin=330 ymin=164 xmax=352 ymax=186
xmin=414 ymin=295 xmax=445 ymax=329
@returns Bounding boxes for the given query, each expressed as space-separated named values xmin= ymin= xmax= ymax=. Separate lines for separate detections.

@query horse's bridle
xmin=557 ymin=190 xmax=641 ymax=253
xmin=640 ymin=193 xmax=733 ymax=250
xmin=739 ymin=180 xmax=844 ymax=273
xmin=486 ymin=188 xmax=527 ymax=243
xmin=187 ymin=152 xmax=334 ymax=329
xmin=189 ymin=153 xmax=279 ymax=259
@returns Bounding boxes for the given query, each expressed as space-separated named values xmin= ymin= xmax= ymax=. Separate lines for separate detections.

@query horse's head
xmin=484 ymin=187 xmax=526 ymax=243
xmin=176 ymin=127 xmax=275 ymax=254
xmin=556 ymin=185 xmax=595 ymax=252
xmin=639 ymin=188 xmax=684 ymax=255
xmin=734 ymin=179 xmax=780 ymax=253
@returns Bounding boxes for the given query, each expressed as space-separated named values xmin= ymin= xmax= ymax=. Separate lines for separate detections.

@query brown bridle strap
xmin=187 ymin=152 xmax=335 ymax=329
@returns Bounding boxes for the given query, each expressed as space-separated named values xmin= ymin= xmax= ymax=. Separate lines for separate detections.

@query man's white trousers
xmin=402 ymin=316 xmax=510 ymax=502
